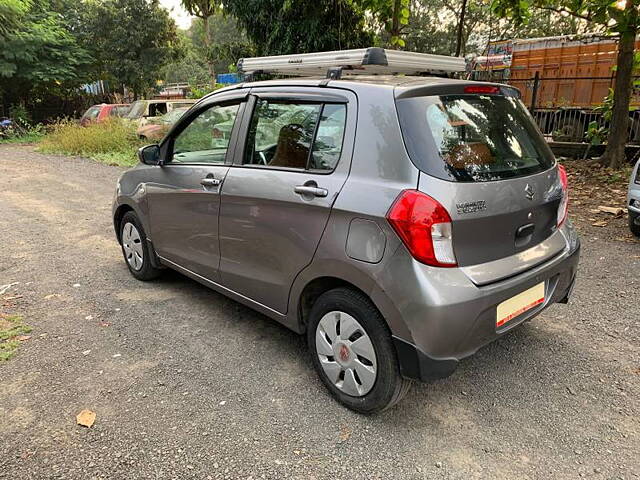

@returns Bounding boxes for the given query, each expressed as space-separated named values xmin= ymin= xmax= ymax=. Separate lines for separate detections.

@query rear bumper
xmin=383 ymin=223 xmax=580 ymax=382
xmin=628 ymin=181 xmax=640 ymax=214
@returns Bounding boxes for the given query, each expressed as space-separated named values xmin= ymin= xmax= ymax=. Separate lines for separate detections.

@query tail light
xmin=386 ymin=190 xmax=457 ymax=267
xmin=464 ymin=85 xmax=500 ymax=94
xmin=557 ymin=164 xmax=569 ymax=227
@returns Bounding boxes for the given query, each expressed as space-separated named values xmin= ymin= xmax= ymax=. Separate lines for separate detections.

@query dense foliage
xmin=72 ymin=0 xmax=180 ymax=98
xmin=223 ymin=0 xmax=373 ymax=55
xmin=0 ymin=0 xmax=179 ymax=119
xmin=0 ymin=0 xmax=90 ymax=114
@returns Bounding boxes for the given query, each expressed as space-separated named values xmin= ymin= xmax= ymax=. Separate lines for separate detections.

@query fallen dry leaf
xmin=339 ymin=425 xmax=352 ymax=442
xmin=76 ymin=409 xmax=96 ymax=428
xmin=44 ymin=294 xmax=60 ymax=300
xmin=16 ymin=335 xmax=31 ymax=342
xmin=592 ymin=220 xmax=608 ymax=227
xmin=598 ymin=206 xmax=624 ymax=217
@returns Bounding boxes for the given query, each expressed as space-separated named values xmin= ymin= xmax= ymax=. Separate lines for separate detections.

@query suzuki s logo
xmin=524 ymin=183 xmax=535 ymax=201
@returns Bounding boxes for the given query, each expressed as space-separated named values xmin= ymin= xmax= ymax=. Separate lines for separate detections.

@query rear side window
xmin=396 ymin=94 xmax=554 ymax=182
xmin=110 ymin=105 xmax=130 ymax=117
xmin=243 ymin=99 xmax=346 ymax=172
xmin=149 ymin=103 xmax=167 ymax=117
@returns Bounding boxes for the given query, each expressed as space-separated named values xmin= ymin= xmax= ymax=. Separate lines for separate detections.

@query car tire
xmin=307 ymin=287 xmax=411 ymax=413
xmin=119 ymin=211 xmax=162 ymax=281
xmin=630 ymin=210 xmax=640 ymax=237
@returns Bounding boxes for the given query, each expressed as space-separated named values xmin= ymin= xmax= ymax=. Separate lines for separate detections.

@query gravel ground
xmin=0 ymin=144 xmax=638 ymax=480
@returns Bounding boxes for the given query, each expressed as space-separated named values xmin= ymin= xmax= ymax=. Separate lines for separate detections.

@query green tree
xmin=356 ymin=0 xmax=411 ymax=47
xmin=223 ymin=0 xmax=373 ymax=56
xmin=161 ymin=30 xmax=210 ymax=85
xmin=190 ymin=13 xmax=254 ymax=75
xmin=0 ymin=0 xmax=90 ymax=110
xmin=491 ymin=0 xmax=639 ymax=169
xmin=81 ymin=0 xmax=180 ymax=98
xmin=404 ymin=0 xmax=586 ymax=57
xmin=181 ymin=0 xmax=221 ymax=83
xmin=0 ymin=0 xmax=29 ymax=39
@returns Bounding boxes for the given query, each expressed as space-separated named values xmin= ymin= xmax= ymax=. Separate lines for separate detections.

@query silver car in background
xmin=628 ymin=159 xmax=640 ymax=237
xmin=112 ymin=75 xmax=580 ymax=413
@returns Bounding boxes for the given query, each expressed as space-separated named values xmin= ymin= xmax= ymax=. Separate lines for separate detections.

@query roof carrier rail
xmin=237 ymin=48 xmax=466 ymax=78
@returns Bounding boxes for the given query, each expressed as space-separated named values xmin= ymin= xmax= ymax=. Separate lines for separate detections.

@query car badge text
xmin=456 ymin=200 xmax=487 ymax=215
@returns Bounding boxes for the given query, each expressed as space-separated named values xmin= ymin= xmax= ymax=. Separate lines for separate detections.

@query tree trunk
xmin=455 ymin=0 xmax=468 ymax=57
xmin=390 ymin=0 xmax=401 ymax=45
xmin=202 ymin=15 xmax=215 ymax=85
xmin=600 ymin=17 xmax=636 ymax=168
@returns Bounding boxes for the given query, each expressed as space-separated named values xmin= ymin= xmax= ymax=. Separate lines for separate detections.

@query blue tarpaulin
xmin=217 ymin=73 xmax=240 ymax=84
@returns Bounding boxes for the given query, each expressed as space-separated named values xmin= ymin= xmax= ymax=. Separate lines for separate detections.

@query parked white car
xmin=125 ymin=99 xmax=195 ymax=126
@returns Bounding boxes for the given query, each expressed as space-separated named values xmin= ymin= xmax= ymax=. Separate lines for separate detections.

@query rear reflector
xmin=464 ymin=85 xmax=500 ymax=94
xmin=386 ymin=190 xmax=457 ymax=267
xmin=557 ymin=164 xmax=569 ymax=227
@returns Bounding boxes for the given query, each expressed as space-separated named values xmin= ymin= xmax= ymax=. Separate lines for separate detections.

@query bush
xmin=0 ymin=122 xmax=45 ymax=144
xmin=40 ymin=118 xmax=145 ymax=167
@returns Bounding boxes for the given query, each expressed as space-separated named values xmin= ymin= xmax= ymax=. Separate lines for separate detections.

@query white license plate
xmin=496 ymin=282 xmax=545 ymax=328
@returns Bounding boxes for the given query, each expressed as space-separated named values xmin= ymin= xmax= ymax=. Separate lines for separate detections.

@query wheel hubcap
xmin=122 ymin=222 xmax=144 ymax=271
xmin=315 ymin=311 xmax=377 ymax=397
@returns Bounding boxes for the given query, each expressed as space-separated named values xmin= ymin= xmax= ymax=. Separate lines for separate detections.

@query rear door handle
xmin=201 ymin=177 xmax=221 ymax=187
xmin=294 ymin=185 xmax=328 ymax=197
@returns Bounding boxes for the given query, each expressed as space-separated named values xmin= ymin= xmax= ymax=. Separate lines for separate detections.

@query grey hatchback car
xmin=113 ymin=76 xmax=580 ymax=412
xmin=628 ymin=158 xmax=640 ymax=236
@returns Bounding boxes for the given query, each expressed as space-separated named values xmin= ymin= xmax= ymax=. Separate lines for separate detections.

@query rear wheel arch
xmin=296 ymin=274 xmax=410 ymax=339
xmin=298 ymin=277 xmax=367 ymax=333
xmin=291 ymin=259 xmax=412 ymax=341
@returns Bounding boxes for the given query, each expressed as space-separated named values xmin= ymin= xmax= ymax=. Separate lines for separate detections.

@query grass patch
xmin=0 ymin=314 xmax=32 ymax=362
xmin=0 ymin=130 xmax=45 ymax=144
xmin=39 ymin=118 xmax=144 ymax=167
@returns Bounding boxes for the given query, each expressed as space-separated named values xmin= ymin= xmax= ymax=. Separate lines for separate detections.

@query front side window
xmin=171 ymin=103 xmax=240 ymax=164
xmin=396 ymin=94 xmax=554 ymax=182
xmin=244 ymin=99 xmax=346 ymax=171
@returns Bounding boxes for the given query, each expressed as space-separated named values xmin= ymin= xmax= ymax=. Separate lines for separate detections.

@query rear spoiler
xmin=395 ymin=82 xmax=521 ymax=99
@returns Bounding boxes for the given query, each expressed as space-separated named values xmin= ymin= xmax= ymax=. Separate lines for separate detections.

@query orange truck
xmin=474 ymin=34 xmax=640 ymax=142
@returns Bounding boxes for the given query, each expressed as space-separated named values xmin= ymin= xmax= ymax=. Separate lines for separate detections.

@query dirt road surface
xmin=1 ymin=145 xmax=638 ymax=479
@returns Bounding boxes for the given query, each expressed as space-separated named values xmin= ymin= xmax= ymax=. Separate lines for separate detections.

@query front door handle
xmin=294 ymin=185 xmax=328 ymax=198
xmin=201 ymin=177 xmax=221 ymax=187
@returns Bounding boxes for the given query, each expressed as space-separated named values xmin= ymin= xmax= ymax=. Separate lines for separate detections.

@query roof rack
xmin=237 ymin=47 xmax=466 ymax=79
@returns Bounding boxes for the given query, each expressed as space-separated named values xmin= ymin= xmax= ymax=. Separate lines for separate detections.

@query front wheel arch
xmin=113 ymin=204 xmax=135 ymax=244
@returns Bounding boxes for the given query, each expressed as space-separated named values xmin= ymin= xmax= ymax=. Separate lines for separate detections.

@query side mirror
xmin=138 ymin=144 xmax=161 ymax=165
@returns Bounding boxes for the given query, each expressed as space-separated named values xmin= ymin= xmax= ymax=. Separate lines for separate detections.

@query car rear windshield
xmin=395 ymin=94 xmax=554 ymax=182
